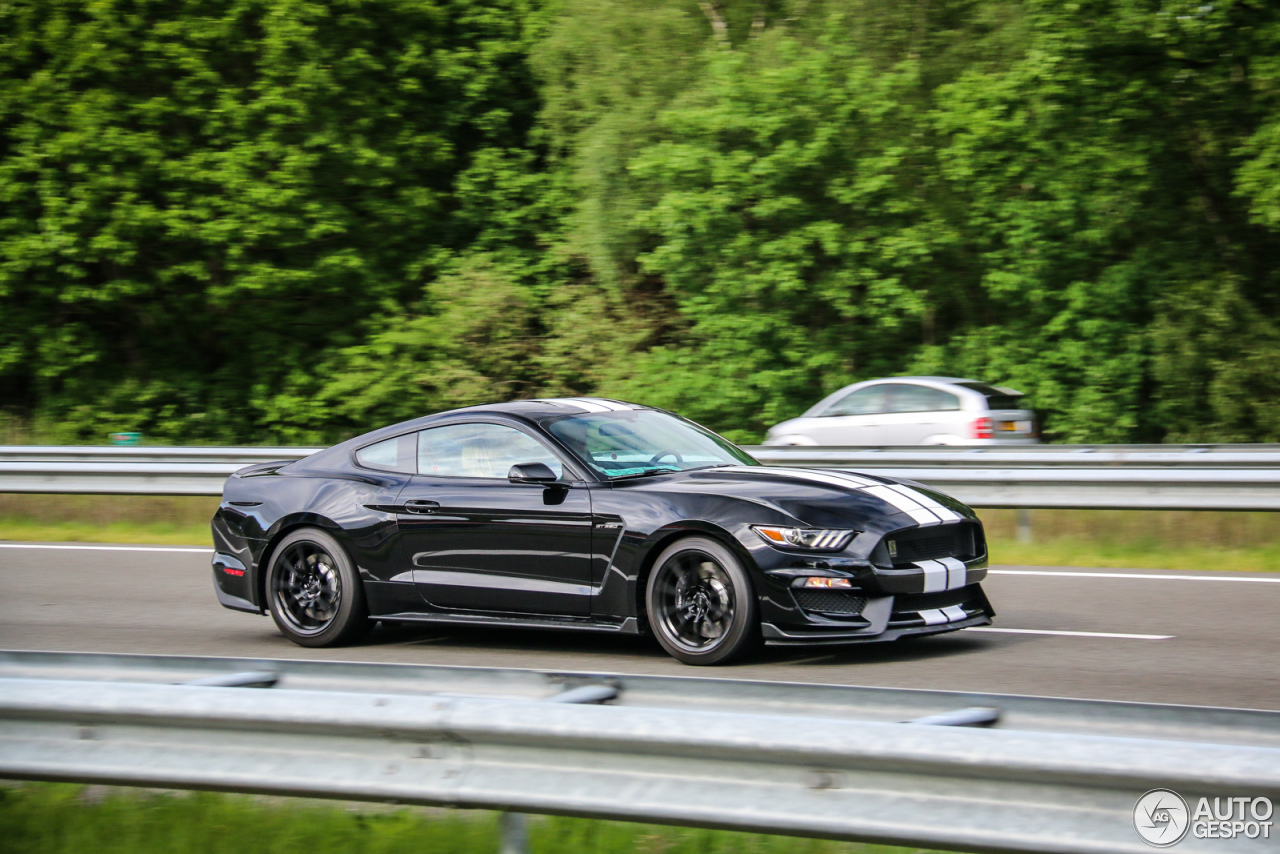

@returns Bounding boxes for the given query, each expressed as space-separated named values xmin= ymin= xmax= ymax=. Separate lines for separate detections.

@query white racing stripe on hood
xmin=791 ymin=467 xmax=878 ymax=488
xmin=764 ymin=468 xmax=876 ymax=490
xmin=790 ymin=469 xmax=962 ymax=523
xmin=719 ymin=466 xmax=953 ymax=524
xmin=882 ymin=483 xmax=963 ymax=523
xmin=862 ymin=485 xmax=942 ymax=525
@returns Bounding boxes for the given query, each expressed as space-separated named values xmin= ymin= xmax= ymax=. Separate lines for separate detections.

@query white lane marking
xmin=990 ymin=569 xmax=1280 ymax=584
xmin=0 ymin=543 xmax=212 ymax=554
xmin=969 ymin=627 xmax=1175 ymax=640
xmin=782 ymin=653 xmax=836 ymax=666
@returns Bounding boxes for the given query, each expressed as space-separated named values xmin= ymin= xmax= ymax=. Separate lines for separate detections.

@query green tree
xmin=0 ymin=0 xmax=546 ymax=441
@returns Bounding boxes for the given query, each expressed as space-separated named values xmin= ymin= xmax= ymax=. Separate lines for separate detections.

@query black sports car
xmin=211 ymin=398 xmax=994 ymax=664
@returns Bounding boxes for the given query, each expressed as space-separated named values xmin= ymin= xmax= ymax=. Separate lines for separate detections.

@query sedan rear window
xmin=953 ymin=382 xmax=1024 ymax=411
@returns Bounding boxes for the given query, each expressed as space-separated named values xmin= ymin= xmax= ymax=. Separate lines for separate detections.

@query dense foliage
xmin=2 ymin=0 xmax=1279 ymax=444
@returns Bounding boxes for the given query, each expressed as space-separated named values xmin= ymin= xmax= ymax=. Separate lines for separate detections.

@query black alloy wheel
xmin=266 ymin=528 xmax=370 ymax=647
xmin=645 ymin=536 xmax=757 ymax=665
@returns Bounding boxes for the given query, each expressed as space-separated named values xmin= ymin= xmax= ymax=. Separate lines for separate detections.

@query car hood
xmin=637 ymin=465 xmax=975 ymax=529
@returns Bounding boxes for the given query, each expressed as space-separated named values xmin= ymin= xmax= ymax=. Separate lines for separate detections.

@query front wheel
xmin=645 ymin=536 xmax=758 ymax=665
xmin=266 ymin=528 xmax=370 ymax=647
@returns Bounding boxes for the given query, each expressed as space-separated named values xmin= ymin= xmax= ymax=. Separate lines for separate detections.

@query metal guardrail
xmin=3 ymin=444 xmax=1280 ymax=509
xmin=1 ymin=652 xmax=1278 ymax=854
xmin=4 ymin=651 xmax=1277 ymax=747
xmin=748 ymin=445 xmax=1280 ymax=510
xmin=0 ymin=445 xmax=320 ymax=496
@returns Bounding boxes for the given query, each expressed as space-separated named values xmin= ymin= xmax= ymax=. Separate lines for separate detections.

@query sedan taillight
xmin=971 ymin=417 xmax=994 ymax=439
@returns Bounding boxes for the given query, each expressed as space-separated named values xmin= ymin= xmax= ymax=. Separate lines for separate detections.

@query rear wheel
xmin=266 ymin=528 xmax=370 ymax=647
xmin=645 ymin=536 xmax=757 ymax=665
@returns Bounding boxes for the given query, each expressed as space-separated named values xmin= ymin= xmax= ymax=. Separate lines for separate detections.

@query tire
xmin=645 ymin=536 xmax=758 ymax=665
xmin=266 ymin=528 xmax=371 ymax=647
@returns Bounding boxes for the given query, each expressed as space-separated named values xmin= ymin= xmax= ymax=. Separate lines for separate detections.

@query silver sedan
xmin=764 ymin=376 xmax=1040 ymax=446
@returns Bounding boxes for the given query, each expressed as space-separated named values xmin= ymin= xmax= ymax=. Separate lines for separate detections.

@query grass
xmin=0 ymin=494 xmax=216 ymax=547
xmin=980 ymin=508 xmax=1280 ymax=571
xmin=984 ymin=538 xmax=1280 ymax=572
xmin=1 ymin=495 xmax=1277 ymax=572
xmin=0 ymin=784 xmax=952 ymax=854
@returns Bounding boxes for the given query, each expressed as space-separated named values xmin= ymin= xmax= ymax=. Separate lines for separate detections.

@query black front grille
xmin=888 ymin=586 xmax=986 ymax=628
xmin=882 ymin=523 xmax=983 ymax=567
xmin=894 ymin=587 xmax=973 ymax=613
xmin=793 ymin=589 xmax=867 ymax=615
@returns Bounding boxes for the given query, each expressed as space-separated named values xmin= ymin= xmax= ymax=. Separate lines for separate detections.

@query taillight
xmin=971 ymin=417 xmax=993 ymax=439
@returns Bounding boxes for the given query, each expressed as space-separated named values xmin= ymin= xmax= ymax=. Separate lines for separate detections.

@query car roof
xmin=857 ymin=376 xmax=980 ymax=385
xmin=288 ymin=398 xmax=654 ymax=472
xmin=798 ymin=376 xmax=1025 ymax=418
xmin=448 ymin=398 xmax=655 ymax=419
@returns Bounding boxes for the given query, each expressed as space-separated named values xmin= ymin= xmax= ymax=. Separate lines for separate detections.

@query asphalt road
xmin=1 ymin=542 xmax=1277 ymax=710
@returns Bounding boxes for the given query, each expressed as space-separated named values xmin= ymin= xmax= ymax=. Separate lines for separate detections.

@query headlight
xmin=752 ymin=526 xmax=856 ymax=550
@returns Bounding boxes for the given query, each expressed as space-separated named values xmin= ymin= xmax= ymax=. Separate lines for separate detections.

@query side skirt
xmin=374 ymin=611 xmax=642 ymax=635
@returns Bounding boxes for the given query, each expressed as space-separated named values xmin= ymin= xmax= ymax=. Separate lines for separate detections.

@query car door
xmin=803 ymin=385 xmax=891 ymax=444
xmin=394 ymin=421 xmax=594 ymax=616
xmin=875 ymin=384 xmax=963 ymax=444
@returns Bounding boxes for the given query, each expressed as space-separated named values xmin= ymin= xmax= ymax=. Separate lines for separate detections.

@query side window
xmin=417 ymin=423 xmax=564 ymax=480
xmin=825 ymin=386 xmax=890 ymax=416
xmin=354 ymin=435 xmax=416 ymax=473
xmin=887 ymin=385 xmax=962 ymax=413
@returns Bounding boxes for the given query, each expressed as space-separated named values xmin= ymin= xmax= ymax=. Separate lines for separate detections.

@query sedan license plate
xmin=999 ymin=420 xmax=1032 ymax=432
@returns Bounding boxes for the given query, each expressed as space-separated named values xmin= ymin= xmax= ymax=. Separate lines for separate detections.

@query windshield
xmin=545 ymin=410 xmax=758 ymax=479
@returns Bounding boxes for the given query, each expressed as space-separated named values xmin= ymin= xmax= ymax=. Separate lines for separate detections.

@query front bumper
xmin=743 ymin=513 xmax=993 ymax=645
xmin=760 ymin=582 xmax=995 ymax=646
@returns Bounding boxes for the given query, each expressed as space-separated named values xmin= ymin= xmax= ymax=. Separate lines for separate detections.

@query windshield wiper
xmin=609 ymin=467 xmax=681 ymax=481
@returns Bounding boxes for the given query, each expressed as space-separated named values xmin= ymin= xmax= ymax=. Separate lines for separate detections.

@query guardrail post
xmin=1017 ymin=508 xmax=1033 ymax=543
xmin=499 ymin=811 xmax=529 ymax=854
xmin=493 ymin=682 xmax=618 ymax=853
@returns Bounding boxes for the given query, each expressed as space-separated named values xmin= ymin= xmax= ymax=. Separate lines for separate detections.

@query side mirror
xmin=508 ymin=462 xmax=559 ymax=484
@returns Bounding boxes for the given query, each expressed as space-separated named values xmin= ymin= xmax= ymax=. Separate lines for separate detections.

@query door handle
xmin=403 ymin=499 xmax=440 ymax=514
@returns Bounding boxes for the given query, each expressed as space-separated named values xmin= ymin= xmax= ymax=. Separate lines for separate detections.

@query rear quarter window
xmin=354 ymin=435 xmax=417 ymax=473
